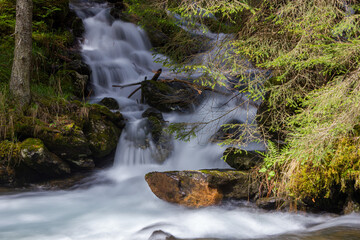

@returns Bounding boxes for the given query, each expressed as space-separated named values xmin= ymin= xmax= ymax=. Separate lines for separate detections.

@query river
xmin=0 ymin=0 xmax=360 ymax=239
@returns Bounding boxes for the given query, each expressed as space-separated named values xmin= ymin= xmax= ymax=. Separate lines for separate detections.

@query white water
xmin=1 ymin=1 xmax=360 ymax=240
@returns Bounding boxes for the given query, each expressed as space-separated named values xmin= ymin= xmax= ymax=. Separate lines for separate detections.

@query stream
xmin=1 ymin=1 xmax=360 ymax=239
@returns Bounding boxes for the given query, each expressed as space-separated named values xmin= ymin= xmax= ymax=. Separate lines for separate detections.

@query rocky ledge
xmin=145 ymin=169 xmax=258 ymax=208
xmin=0 ymin=101 xmax=125 ymax=187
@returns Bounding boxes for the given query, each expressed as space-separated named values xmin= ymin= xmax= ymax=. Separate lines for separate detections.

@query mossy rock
xmin=141 ymin=80 xmax=204 ymax=113
xmin=83 ymin=105 xmax=125 ymax=159
xmin=224 ymin=148 xmax=264 ymax=170
xmin=15 ymin=117 xmax=95 ymax=170
xmin=34 ymin=122 xmax=92 ymax=167
xmin=16 ymin=138 xmax=71 ymax=182
xmin=14 ymin=100 xmax=125 ymax=167
xmin=99 ymin=97 xmax=120 ymax=110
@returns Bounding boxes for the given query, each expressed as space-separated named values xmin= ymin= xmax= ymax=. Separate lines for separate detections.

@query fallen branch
xmin=112 ymin=82 xmax=142 ymax=88
xmin=128 ymin=86 xmax=141 ymax=99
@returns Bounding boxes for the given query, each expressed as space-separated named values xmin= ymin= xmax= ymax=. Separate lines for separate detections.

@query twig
xmin=128 ymin=86 xmax=141 ymax=98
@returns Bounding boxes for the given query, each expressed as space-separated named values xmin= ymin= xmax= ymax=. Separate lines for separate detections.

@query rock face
xmin=224 ymin=147 xmax=264 ymax=170
xmin=145 ymin=170 xmax=258 ymax=208
xmin=141 ymin=80 xmax=204 ymax=113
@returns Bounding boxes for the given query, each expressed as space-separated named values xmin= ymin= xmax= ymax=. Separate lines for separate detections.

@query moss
xmin=199 ymin=169 xmax=246 ymax=178
xmin=0 ymin=140 xmax=20 ymax=165
xmin=20 ymin=138 xmax=44 ymax=153
xmin=289 ymin=137 xmax=360 ymax=200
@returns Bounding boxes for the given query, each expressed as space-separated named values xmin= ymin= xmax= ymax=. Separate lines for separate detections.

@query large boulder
xmin=16 ymin=138 xmax=71 ymax=182
xmin=224 ymin=147 xmax=264 ymax=170
xmin=141 ymin=80 xmax=204 ymax=113
xmin=145 ymin=170 xmax=258 ymax=208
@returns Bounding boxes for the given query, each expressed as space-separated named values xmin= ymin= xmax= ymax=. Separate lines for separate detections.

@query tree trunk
xmin=10 ymin=0 xmax=33 ymax=107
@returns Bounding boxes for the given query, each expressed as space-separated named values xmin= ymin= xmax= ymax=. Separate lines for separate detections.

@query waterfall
xmin=0 ymin=1 xmax=359 ymax=240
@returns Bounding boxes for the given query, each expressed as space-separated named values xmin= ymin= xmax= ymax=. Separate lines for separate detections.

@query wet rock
xmin=142 ymin=108 xmax=173 ymax=163
xmin=145 ymin=170 xmax=258 ymax=208
xmin=16 ymin=138 xmax=71 ymax=182
xmin=83 ymin=105 xmax=125 ymax=159
xmin=142 ymin=108 xmax=164 ymax=121
xmin=100 ymin=97 xmax=119 ymax=110
xmin=223 ymin=147 xmax=264 ymax=170
xmin=141 ymin=80 xmax=204 ymax=113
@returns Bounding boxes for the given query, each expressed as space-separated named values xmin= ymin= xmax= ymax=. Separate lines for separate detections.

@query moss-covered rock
xmin=99 ymin=97 xmax=120 ymax=110
xmin=17 ymin=138 xmax=71 ymax=182
xmin=0 ymin=138 xmax=72 ymax=184
xmin=83 ymin=104 xmax=125 ymax=159
xmin=224 ymin=147 xmax=264 ymax=170
xmin=33 ymin=121 xmax=94 ymax=169
xmin=141 ymin=80 xmax=204 ymax=113
xmin=145 ymin=169 xmax=258 ymax=208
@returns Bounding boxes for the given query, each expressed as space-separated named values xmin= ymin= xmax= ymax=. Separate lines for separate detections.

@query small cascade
xmin=72 ymin=1 xmax=165 ymax=165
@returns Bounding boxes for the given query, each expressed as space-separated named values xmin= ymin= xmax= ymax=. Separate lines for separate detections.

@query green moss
xmin=20 ymin=138 xmax=44 ymax=152
xmin=0 ymin=140 xmax=20 ymax=165
xmin=289 ymin=138 xmax=360 ymax=199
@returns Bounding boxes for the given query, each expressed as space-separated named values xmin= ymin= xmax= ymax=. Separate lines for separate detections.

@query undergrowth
xmin=0 ymin=0 xmax=83 ymax=141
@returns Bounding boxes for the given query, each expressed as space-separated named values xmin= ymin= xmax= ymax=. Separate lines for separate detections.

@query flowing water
xmin=1 ymin=1 xmax=360 ymax=239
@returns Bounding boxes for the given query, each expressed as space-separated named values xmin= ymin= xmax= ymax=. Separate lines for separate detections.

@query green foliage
xmin=166 ymin=122 xmax=198 ymax=142
xmin=262 ymin=68 xmax=360 ymax=200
